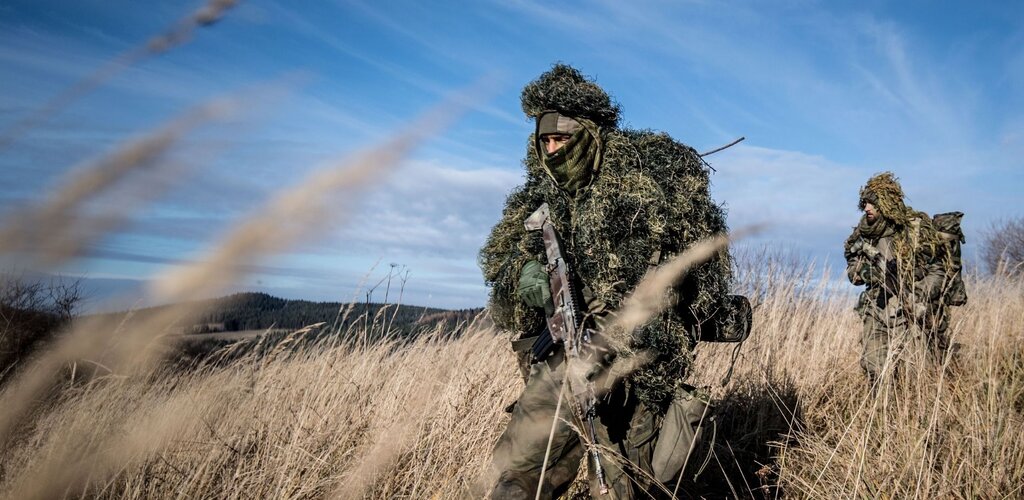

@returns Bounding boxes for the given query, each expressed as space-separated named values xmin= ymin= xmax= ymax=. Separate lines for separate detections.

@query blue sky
xmin=1 ymin=0 xmax=1021 ymax=311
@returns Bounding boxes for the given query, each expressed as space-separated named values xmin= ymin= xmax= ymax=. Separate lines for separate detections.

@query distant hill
xmin=91 ymin=292 xmax=484 ymax=336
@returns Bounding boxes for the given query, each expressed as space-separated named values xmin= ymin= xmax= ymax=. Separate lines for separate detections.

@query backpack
xmin=932 ymin=212 xmax=968 ymax=306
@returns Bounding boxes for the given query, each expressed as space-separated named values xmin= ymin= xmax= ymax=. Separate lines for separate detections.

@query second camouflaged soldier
xmin=844 ymin=172 xmax=955 ymax=385
xmin=480 ymin=65 xmax=748 ymax=498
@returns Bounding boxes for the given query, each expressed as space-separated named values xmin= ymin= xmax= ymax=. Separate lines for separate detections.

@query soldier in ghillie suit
xmin=844 ymin=172 xmax=954 ymax=385
xmin=480 ymin=64 xmax=741 ymax=498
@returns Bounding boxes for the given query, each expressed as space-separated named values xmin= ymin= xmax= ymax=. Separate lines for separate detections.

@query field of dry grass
xmin=1 ymin=4 xmax=1022 ymax=496
xmin=0 ymin=263 xmax=1021 ymax=499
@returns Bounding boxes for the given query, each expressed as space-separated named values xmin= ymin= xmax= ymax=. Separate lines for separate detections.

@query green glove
xmin=860 ymin=261 xmax=876 ymax=284
xmin=859 ymin=260 xmax=886 ymax=287
xmin=516 ymin=259 xmax=554 ymax=315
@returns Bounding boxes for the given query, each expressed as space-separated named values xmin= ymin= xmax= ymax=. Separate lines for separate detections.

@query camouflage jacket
xmin=844 ymin=216 xmax=946 ymax=321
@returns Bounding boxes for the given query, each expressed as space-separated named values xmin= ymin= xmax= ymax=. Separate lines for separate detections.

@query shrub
xmin=0 ymin=273 xmax=81 ymax=384
xmin=981 ymin=216 xmax=1024 ymax=276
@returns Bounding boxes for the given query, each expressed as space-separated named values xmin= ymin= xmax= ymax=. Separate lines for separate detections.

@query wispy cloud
xmin=67 ymin=157 xmax=518 ymax=308
xmin=332 ymin=161 xmax=520 ymax=258
xmin=0 ymin=25 xmax=243 ymax=117
xmin=710 ymin=145 xmax=863 ymax=249
xmin=856 ymin=18 xmax=972 ymax=147
xmin=268 ymin=1 xmax=522 ymax=126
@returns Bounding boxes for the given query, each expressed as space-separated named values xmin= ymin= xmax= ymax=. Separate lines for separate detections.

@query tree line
xmin=89 ymin=291 xmax=483 ymax=336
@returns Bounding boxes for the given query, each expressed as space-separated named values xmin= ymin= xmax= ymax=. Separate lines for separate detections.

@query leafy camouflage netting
xmin=520 ymin=64 xmax=620 ymax=128
xmin=480 ymin=64 xmax=734 ymax=411
xmin=859 ymin=171 xmax=909 ymax=225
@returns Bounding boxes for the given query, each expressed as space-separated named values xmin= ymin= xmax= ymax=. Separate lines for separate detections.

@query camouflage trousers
xmin=490 ymin=355 xmax=709 ymax=499
xmin=860 ymin=305 xmax=952 ymax=382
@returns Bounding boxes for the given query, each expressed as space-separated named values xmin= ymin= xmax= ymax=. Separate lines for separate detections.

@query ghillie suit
xmin=482 ymin=65 xmax=737 ymax=498
xmin=844 ymin=172 xmax=957 ymax=383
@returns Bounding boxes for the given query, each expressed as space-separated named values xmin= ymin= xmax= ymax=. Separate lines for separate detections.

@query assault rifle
xmin=851 ymin=238 xmax=921 ymax=317
xmin=524 ymin=202 xmax=610 ymax=495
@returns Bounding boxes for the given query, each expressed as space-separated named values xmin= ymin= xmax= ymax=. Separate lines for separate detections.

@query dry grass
xmin=0 ymin=262 xmax=1020 ymax=499
xmin=686 ymin=267 xmax=1024 ymax=498
xmin=0 ymin=323 xmax=516 ymax=499
xmin=2 ymin=4 xmax=1021 ymax=495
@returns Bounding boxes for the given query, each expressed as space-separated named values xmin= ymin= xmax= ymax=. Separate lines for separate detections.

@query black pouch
xmin=510 ymin=325 xmax=558 ymax=363
xmin=698 ymin=295 xmax=752 ymax=343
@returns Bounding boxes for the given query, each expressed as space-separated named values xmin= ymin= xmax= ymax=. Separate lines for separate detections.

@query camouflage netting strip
xmin=520 ymin=64 xmax=621 ymax=128
xmin=478 ymin=179 xmax=547 ymax=335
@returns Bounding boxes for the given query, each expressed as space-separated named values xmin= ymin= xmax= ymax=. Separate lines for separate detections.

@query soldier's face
xmin=864 ymin=202 xmax=879 ymax=222
xmin=540 ymin=134 xmax=571 ymax=154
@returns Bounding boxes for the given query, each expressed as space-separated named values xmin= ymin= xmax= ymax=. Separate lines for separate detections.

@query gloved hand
xmin=849 ymin=238 xmax=880 ymax=261
xmin=858 ymin=261 xmax=885 ymax=287
xmin=860 ymin=240 xmax=881 ymax=261
xmin=850 ymin=239 xmax=883 ymax=283
xmin=516 ymin=259 xmax=554 ymax=316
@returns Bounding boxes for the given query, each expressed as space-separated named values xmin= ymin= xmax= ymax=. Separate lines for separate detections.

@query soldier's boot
xmin=491 ymin=471 xmax=543 ymax=500
xmin=601 ymin=470 xmax=636 ymax=500
xmin=860 ymin=321 xmax=889 ymax=395
xmin=544 ymin=443 xmax=584 ymax=496
xmin=491 ymin=443 xmax=583 ymax=500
